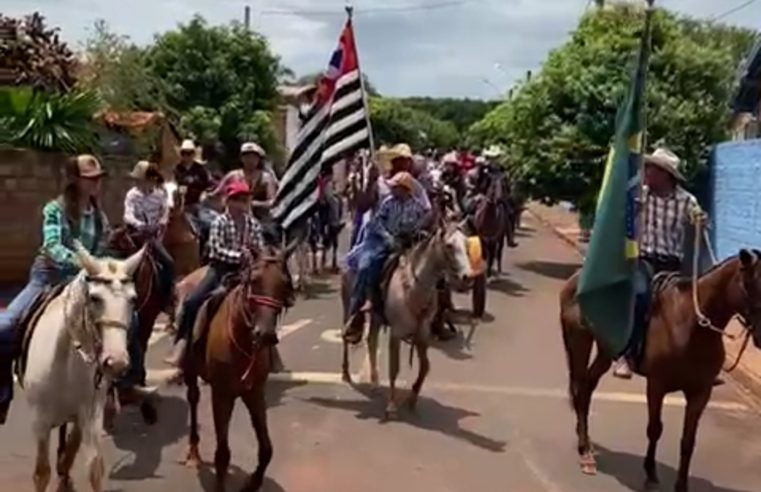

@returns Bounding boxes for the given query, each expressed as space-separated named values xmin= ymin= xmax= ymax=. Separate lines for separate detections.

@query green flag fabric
xmin=576 ymin=6 xmax=653 ymax=356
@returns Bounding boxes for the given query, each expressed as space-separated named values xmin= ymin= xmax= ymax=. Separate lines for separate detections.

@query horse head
xmin=736 ymin=249 xmax=761 ymax=349
xmin=69 ymin=242 xmax=144 ymax=378
xmin=431 ymin=219 xmax=475 ymax=291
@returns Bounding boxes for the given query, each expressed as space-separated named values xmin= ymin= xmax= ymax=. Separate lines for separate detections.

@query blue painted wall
xmin=710 ymin=140 xmax=761 ymax=261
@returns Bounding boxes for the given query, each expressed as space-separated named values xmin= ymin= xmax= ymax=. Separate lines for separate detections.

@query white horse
xmin=23 ymin=242 xmax=144 ymax=492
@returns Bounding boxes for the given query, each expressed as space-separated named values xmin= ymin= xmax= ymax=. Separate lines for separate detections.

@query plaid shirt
xmin=640 ymin=186 xmax=701 ymax=260
xmin=208 ymin=212 xmax=263 ymax=265
xmin=41 ymin=200 xmax=109 ymax=274
xmin=370 ymin=195 xmax=429 ymax=241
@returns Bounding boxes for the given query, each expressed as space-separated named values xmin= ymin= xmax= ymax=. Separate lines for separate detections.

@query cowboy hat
xmin=442 ymin=151 xmax=459 ymax=164
xmin=482 ymin=145 xmax=503 ymax=158
xmin=129 ymin=160 xmax=159 ymax=180
xmin=645 ymin=148 xmax=684 ymax=181
xmin=377 ymin=143 xmax=413 ymax=171
xmin=240 ymin=141 xmax=266 ymax=156
xmin=76 ymin=154 xmax=106 ymax=179
xmin=388 ymin=171 xmax=415 ymax=193
xmin=180 ymin=139 xmax=196 ymax=152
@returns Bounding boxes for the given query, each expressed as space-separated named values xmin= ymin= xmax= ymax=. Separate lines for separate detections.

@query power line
xmin=257 ymin=0 xmax=472 ymax=17
xmin=711 ymin=0 xmax=759 ymax=22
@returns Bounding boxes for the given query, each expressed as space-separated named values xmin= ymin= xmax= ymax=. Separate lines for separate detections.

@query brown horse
xmin=181 ymin=244 xmax=295 ymax=492
xmin=163 ymin=183 xmax=202 ymax=277
xmin=472 ymin=178 xmax=506 ymax=277
xmin=560 ymin=250 xmax=761 ymax=492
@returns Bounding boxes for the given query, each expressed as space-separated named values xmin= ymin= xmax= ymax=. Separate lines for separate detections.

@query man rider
xmin=173 ymin=139 xmax=212 ymax=248
xmin=613 ymin=148 xmax=708 ymax=379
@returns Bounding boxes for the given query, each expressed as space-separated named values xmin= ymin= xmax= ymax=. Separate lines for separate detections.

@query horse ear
xmin=74 ymin=240 xmax=100 ymax=276
xmin=124 ymin=245 xmax=147 ymax=277
xmin=740 ymin=249 xmax=756 ymax=269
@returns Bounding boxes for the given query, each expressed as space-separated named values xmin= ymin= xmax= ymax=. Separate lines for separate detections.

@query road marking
xmin=320 ymin=328 xmax=343 ymax=344
xmin=280 ymin=318 xmax=313 ymax=338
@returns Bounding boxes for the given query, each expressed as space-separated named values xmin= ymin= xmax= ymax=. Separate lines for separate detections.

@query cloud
xmin=4 ymin=0 xmax=760 ymax=98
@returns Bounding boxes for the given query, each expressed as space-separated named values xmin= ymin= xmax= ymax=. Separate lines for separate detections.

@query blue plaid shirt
xmin=369 ymin=195 xmax=429 ymax=244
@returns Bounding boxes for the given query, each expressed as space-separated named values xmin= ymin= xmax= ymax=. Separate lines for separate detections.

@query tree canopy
xmin=146 ymin=16 xmax=283 ymax=165
xmin=469 ymin=5 xmax=756 ymax=212
xmin=400 ymin=97 xmax=497 ymax=133
xmin=369 ymin=97 xmax=459 ymax=151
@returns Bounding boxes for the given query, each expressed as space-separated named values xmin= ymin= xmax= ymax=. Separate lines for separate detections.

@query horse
xmin=21 ymin=243 xmax=144 ymax=492
xmin=163 ymin=181 xmax=202 ymax=277
xmin=340 ymin=220 xmax=474 ymax=416
xmin=471 ymin=177 xmax=506 ymax=277
xmin=559 ymin=250 xmax=761 ymax=492
xmin=181 ymin=243 xmax=296 ymax=492
xmin=306 ymin=195 xmax=344 ymax=274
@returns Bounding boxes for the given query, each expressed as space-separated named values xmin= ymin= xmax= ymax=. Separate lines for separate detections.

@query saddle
xmin=14 ymin=283 xmax=68 ymax=386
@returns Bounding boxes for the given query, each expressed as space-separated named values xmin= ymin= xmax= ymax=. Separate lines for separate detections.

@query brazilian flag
xmin=576 ymin=6 xmax=653 ymax=356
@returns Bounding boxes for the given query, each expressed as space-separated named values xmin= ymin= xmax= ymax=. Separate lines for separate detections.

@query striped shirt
xmin=640 ymin=186 xmax=701 ymax=260
xmin=123 ymin=187 xmax=168 ymax=229
xmin=208 ymin=212 xmax=263 ymax=265
xmin=370 ymin=195 xmax=429 ymax=240
xmin=40 ymin=200 xmax=109 ymax=274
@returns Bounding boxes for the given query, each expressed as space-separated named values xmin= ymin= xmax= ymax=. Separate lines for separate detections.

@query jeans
xmin=0 ymin=259 xmax=65 ymax=411
xmin=152 ymin=239 xmax=175 ymax=303
xmin=348 ymin=241 xmax=388 ymax=316
xmin=175 ymin=263 xmax=232 ymax=344
xmin=114 ymin=311 xmax=146 ymax=388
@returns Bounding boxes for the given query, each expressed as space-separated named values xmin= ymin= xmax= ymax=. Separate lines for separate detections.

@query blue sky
xmin=4 ymin=1 xmax=760 ymax=99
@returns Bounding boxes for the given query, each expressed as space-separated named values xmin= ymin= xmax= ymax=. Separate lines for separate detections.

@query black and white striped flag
xmin=272 ymin=15 xmax=372 ymax=232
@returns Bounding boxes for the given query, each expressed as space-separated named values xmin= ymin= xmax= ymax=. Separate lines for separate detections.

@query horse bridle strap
xmin=97 ymin=319 xmax=130 ymax=331
xmin=248 ymin=294 xmax=284 ymax=310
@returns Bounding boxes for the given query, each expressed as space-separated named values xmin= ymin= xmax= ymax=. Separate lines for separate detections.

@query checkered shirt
xmin=640 ymin=186 xmax=701 ymax=260
xmin=208 ymin=212 xmax=263 ymax=265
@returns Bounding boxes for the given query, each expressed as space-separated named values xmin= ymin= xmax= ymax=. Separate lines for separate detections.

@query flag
xmin=576 ymin=6 xmax=653 ymax=356
xmin=272 ymin=16 xmax=372 ymax=232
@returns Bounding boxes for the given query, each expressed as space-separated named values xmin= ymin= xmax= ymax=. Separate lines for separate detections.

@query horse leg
xmin=644 ymin=381 xmax=666 ymax=488
xmin=574 ymin=345 xmax=611 ymax=475
xmin=496 ymin=235 xmax=504 ymax=275
xmin=81 ymin=416 xmax=105 ymax=492
xmin=56 ymin=423 xmax=81 ymax=490
xmin=32 ymin=423 xmax=51 ymax=492
xmin=563 ymin=324 xmax=594 ymax=469
xmin=240 ymin=387 xmax=272 ymax=492
xmin=406 ymin=342 xmax=430 ymax=412
xmin=183 ymin=369 xmax=202 ymax=469
xmin=674 ymin=387 xmax=712 ymax=492
xmin=385 ymin=336 xmax=401 ymax=418
xmin=341 ymin=341 xmax=352 ymax=383
xmin=211 ymin=388 xmax=235 ymax=492
xmin=367 ymin=316 xmax=381 ymax=388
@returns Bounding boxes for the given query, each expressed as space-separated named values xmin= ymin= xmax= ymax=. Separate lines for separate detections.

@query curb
xmin=528 ymin=204 xmax=761 ymax=408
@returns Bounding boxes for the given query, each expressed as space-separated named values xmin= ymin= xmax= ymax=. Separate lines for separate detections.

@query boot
xmin=163 ymin=339 xmax=187 ymax=367
xmin=343 ymin=312 xmax=365 ymax=345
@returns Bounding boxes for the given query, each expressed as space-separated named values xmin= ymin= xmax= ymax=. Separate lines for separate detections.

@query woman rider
xmin=0 ymin=156 xmax=113 ymax=423
xmin=343 ymin=171 xmax=431 ymax=344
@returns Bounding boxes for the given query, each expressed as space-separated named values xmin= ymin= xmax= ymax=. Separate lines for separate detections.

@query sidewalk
xmin=526 ymin=201 xmax=761 ymax=405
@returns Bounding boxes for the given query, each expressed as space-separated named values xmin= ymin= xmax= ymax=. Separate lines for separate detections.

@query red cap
xmin=225 ymin=181 xmax=251 ymax=198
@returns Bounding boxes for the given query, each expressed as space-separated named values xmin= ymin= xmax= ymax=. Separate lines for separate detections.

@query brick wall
xmin=0 ymin=148 xmax=134 ymax=285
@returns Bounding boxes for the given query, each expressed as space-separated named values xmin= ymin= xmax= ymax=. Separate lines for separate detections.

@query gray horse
xmin=340 ymin=221 xmax=474 ymax=416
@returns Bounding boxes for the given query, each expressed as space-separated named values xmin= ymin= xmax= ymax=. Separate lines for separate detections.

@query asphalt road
xmin=2 ymin=215 xmax=761 ymax=492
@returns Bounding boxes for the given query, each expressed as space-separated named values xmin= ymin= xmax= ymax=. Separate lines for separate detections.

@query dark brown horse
xmin=472 ymin=178 xmax=506 ymax=277
xmin=181 ymin=244 xmax=295 ymax=492
xmin=560 ymin=250 xmax=761 ymax=492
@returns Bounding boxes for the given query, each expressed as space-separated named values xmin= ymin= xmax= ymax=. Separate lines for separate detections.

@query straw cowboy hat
xmin=129 ymin=160 xmax=159 ymax=180
xmin=482 ymin=145 xmax=503 ymax=158
xmin=645 ymin=148 xmax=684 ymax=181
xmin=377 ymin=143 xmax=413 ymax=171
xmin=76 ymin=155 xmax=106 ymax=178
xmin=180 ymin=139 xmax=196 ymax=152
xmin=388 ymin=171 xmax=416 ymax=193
xmin=240 ymin=141 xmax=266 ymax=156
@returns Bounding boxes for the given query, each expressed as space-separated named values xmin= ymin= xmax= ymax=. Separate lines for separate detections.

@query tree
xmin=369 ymin=97 xmax=458 ymax=150
xmin=469 ymin=5 xmax=756 ymax=214
xmin=79 ymin=20 xmax=171 ymax=113
xmin=295 ymin=71 xmax=379 ymax=97
xmin=399 ymin=97 xmax=498 ymax=133
xmin=146 ymin=16 xmax=283 ymax=166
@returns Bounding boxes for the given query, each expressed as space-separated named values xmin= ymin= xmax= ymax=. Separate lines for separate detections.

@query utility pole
xmin=244 ymin=5 xmax=251 ymax=30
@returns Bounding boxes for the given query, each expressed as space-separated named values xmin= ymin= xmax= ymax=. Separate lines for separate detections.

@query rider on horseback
xmin=613 ymin=148 xmax=708 ymax=380
xmin=166 ymin=181 xmax=263 ymax=368
xmin=343 ymin=171 xmax=431 ymax=344
xmin=0 ymin=156 xmax=113 ymax=424
xmin=174 ymin=139 xmax=212 ymax=252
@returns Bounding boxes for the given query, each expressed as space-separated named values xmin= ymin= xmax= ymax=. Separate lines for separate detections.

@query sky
xmin=3 ymin=0 xmax=761 ymax=99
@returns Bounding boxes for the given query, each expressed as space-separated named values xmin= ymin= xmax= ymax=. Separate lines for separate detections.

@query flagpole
xmin=345 ymin=3 xmax=376 ymax=159
xmin=636 ymin=0 xmax=655 ymax=253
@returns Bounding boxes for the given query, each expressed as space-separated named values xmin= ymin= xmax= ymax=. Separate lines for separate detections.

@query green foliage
xmin=369 ymin=97 xmax=459 ymax=151
xmin=399 ymin=97 xmax=498 ymax=133
xmin=296 ymin=71 xmax=380 ymax=97
xmin=469 ymin=5 xmax=756 ymax=207
xmin=0 ymin=87 xmax=99 ymax=153
xmin=79 ymin=20 xmax=171 ymax=113
xmin=146 ymin=16 xmax=283 ymax=165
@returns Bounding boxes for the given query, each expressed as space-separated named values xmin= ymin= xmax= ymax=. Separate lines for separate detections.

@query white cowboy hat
xmin=130 ymin=160 xmax=152 ymax=179
xmin=240 ymin=141 xmax=265 ymax=156
xmin=483 ymin=145 xmax=503 ymax=158
xmin=442 ymin=151 xmax=459 ymax=164
xmin=180 ymin=139 xmax=196 ymax=152
xmin=645 ymin=148 xmax=684 ymax=181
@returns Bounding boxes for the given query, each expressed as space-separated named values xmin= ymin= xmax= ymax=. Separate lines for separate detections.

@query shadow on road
xmin=516 ymin=260 xmax=579 ymax=281
xmin=431 ymin=330 xmax=474 ymax=361
xmin=197 ymin=462 xmax=286 ymax=492
xmin=488 ymin=276 xmax=529 ymax=297
xmin=595 ymin=445 xmax=754 ymax=492
xmin=267 ymin=379 xmax=309 ymax=408
xmin=301 ymin=278 xmax=338 ymax=300
xmin=304 ymin=385 xmax=506 ymax=454
xmin=109 ymin=395 xmax=188 ymax=481
xmin=515 ymin=226 xmax=535 ymax=238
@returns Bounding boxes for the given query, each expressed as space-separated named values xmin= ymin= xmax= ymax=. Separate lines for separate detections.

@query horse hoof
xmin=181 ymin=446 xmax=202 ymax=469
xmin=341 ymin=372 xmax=352 ymax=384
xmin=579 ymin=453 xmax=597 ymax=476
xmin=385 ymin=403 xmax=399 ymax=419
xmin=55 ymin=476 xmax=73 ymax=492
